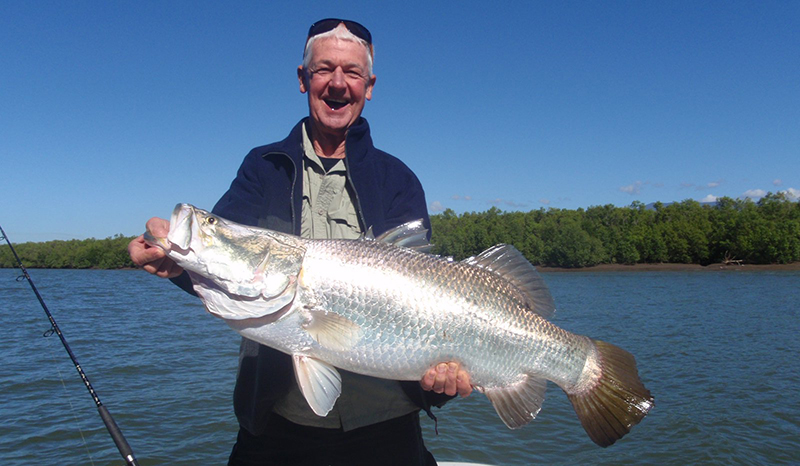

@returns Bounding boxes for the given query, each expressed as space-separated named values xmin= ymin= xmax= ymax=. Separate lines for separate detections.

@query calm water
xmin=0 ymin=268 xmax=798 ymax=465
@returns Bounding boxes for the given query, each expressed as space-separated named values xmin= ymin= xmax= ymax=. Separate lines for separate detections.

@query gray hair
xmin=303 ymin=23 xmax=373 ymax=76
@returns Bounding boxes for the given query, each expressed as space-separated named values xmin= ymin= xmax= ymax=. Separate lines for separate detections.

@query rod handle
xmin=98 ymin=404 xmax=139 ymax=466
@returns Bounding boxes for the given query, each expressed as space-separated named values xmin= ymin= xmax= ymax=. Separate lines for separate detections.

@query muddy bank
xmin=537 ymin=262 xmax=800 ymax=272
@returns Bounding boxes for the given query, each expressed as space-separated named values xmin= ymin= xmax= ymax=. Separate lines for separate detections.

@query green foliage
xmin=430 ymin=195 xmax=800 ymax=267
xmin=652 ymin=200 xmax=713 ymax=264
xmin=539 ymin=209 xmax=605 ymax=267
xmin=0 ymin=234 xmax=137 ymax=269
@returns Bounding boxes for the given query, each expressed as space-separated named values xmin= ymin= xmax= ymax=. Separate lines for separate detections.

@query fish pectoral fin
xmin=302 ymin=310 xmax=362 ymax=351
xmin=484 ymin=375 xmax=548 ymax=429
xmin=292 ymin=355 xmax=342 ymax=417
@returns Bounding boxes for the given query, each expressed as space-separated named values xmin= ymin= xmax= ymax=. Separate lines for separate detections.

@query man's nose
xmin=329 ymin=67 xmax=347 ymax=89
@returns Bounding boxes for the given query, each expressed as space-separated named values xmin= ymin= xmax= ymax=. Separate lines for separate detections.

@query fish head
xmin=147 ymin=204 xmax=306 ymax=319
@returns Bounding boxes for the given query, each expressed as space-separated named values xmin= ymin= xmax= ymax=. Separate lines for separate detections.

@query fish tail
xmin=566 ymin=339 xmax=654 ymax=447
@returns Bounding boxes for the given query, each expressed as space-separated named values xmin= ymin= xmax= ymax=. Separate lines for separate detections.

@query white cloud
xmin=773 ymin=179 xmax=783 ymax=186
xmin=781 ymin=187 xmax=799 ymax=200
xmin=700 ymin=194 xmax=718 ymax=203
xmin=696 ymin=181 xmax=721 ymax=191
xmin=620 ymin=181 xmax=643 ymax=195
xmin=539 ymin=198 xmax=551 ymax=205
xmin=429 ymin=201 xmax=444 ymax=212
xmin=451 ymin=195 xmax=473 ymax=201
xmin=488 ymin=198 xmax=527 ymax=208
xmin=743 ymin=189 xmax=766 ymax=199
xmin=688 ymin=180 xmax=722 ymax=191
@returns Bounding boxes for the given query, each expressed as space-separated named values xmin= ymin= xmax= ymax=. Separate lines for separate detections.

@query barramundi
xmin=144 ymin=203 xmax=653 ymax=447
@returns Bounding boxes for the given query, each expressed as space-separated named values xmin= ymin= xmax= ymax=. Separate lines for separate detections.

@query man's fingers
xmin=145 ymin=217 xmax=171 ymax=237
xmin=128 ymin=229 xmax=184 ymax=278
xmin=142 ymin=256 xmax=184 ymax=278
xmin=444 ymin=362 xmax=458 ymax=396
xmin=420 ymin=362 xmax=473 ymax=398
xmin=129 ymin=235 xmax=166 ymax=265
xmin=421 ymin=368 xmax=436 ymax=391
xmin=433 ymin=363 xmax=448 ymax=393
xmin=456 ymin=369 xmax=473 ymax=397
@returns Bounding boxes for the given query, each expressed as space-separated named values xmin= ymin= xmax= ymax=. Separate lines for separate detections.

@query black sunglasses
xmin=307 ymin=18 xmax=372 ymax=45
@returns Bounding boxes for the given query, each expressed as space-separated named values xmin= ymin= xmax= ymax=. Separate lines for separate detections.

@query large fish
xmin=145 ymin=203 xmax=653 ymax=447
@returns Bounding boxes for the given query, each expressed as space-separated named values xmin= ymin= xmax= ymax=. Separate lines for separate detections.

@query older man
xmin=129 ymin=19 xmax=470 ymax=465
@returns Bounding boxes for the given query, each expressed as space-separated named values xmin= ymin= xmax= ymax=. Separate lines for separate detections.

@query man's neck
xmin=308 ymin=122 xmax=347 ymax=159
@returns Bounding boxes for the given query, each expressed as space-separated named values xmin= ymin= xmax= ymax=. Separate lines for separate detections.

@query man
xmin=129 ymin=19 xmax=471 ymax=465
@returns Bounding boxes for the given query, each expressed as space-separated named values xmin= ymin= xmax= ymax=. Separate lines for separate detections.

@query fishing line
xmin=1 ymin=224 xmax=140 ymax=466
xmin=48 ymin=337 xmax=97 ymax=466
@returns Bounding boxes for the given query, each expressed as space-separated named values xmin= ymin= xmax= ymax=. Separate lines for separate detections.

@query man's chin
xmin=314 ymin=115 xmax=357 ymax=134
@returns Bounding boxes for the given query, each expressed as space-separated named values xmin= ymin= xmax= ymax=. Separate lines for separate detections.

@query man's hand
xmin=127 ymin=217 xmax=184 ymax=278
xmin=420 ymin=362 xmax=472 ymax=397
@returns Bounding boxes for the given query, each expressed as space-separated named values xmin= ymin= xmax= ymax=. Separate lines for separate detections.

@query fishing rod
xmin=0 ymin=224 xmax=140 ymax=466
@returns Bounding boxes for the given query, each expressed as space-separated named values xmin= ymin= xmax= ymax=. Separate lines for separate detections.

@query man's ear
xmin=365 ymin=74 xmax=376 ymax=100
xmin=298 ymin=65 xmax=308 ymax=94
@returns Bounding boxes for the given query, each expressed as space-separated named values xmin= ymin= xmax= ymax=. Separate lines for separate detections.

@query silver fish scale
xmin=296 ymin=238 xmax=593 ymax=391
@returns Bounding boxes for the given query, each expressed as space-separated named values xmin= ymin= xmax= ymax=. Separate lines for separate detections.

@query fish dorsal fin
xmin=483 ymin=375 xmax=548 ymax=429
xmin=302 ymin=310 xmax=362 ymax=351
xmin=292 ymin=355 xmax=342 ymax=417
xmin=464 ymin=244 xmax=555 ymax=319
xmin=367 ymin=219 xmax=432 ymax=253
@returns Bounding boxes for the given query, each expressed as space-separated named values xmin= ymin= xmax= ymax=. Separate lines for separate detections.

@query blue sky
xmin=2 ymin=1 xmax=798 ymax=243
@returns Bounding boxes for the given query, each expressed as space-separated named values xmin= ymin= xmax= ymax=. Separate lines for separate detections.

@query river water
xmin=0 ymin=268 xmax=797 ymax=465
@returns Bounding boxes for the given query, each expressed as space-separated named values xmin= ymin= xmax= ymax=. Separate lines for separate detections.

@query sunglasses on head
xmin=307 ymin=18 xmax=372 ymax=45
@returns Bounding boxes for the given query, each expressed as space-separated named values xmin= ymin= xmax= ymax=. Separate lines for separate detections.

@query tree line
xmin=430 ymin=194 xmax=800 ymax=267
xmin=0 ymin=234 xmax=136 ymax=269
xmin=2 ymin=194 xmax=799 ymax=269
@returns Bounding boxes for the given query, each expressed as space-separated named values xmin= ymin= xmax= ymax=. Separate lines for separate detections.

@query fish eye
xmin=207 ymin=217 xmax=217 ymax=225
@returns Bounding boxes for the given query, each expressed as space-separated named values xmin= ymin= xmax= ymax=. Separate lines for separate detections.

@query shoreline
xmin=537 ymin=262 xmax=800 ymax=272
xmin=4 ymin=262 xmax=800 ymax=273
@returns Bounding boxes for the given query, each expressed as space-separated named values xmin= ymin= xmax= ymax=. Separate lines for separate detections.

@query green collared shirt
xmin=271 ymin=123 xmax=418 ymax=431
xmin=299 ymin=124 xmax=361 ymax=241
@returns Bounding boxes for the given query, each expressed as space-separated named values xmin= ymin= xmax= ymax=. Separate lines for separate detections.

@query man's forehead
xmin=309 ymin=37 xmax=370 ymax=67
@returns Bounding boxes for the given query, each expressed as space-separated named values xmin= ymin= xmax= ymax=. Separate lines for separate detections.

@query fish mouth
xmin=167 ymin=203 xmax=194 ymax=250
xmin=143 ymin=203 xmax=194 ymax=252
xmin=143 ymin=229 xmax=171 ymax=251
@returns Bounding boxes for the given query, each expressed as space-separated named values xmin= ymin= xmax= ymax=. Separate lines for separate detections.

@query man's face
xmin=298 ymin=37 xmax=376 ymax=139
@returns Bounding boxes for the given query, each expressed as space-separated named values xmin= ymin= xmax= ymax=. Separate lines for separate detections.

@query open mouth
xmin=325 ymin=99 xmax=348 ymax=110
